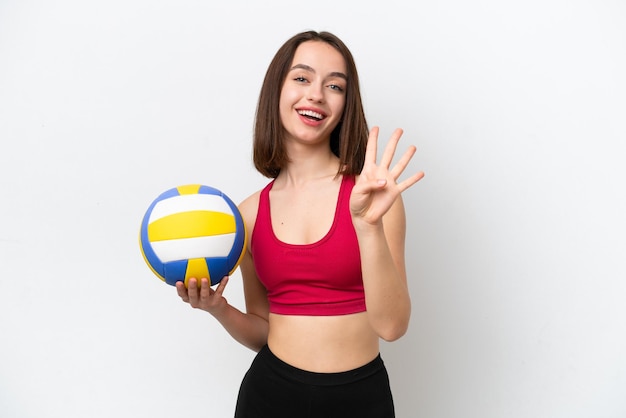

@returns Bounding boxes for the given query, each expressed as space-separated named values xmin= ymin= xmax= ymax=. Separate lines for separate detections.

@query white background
xmin=1 ymin=1 xmax=625 ymax=417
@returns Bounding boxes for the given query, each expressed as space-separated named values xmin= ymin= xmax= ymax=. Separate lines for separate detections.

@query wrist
xmin=351 ymin=216 xmax=384 ymax=234
xmin=206 ymin=298 xmax=229 ymax=318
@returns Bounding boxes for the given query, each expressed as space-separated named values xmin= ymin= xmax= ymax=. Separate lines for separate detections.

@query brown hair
xmin=253 ymin=31 xmax=369 ymax=178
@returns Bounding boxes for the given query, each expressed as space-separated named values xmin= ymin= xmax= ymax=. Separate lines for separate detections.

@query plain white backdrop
xmin=1 ymin=1 xmax=625 ymax=417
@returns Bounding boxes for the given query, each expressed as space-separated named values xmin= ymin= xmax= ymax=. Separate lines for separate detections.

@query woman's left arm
xmin=351 ymin=127 xmax=424 ymax=341
xmin=354 ymin=196 xmax=411 ymax=341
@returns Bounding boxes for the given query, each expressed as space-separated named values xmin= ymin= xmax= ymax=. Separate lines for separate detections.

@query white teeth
xmin=297 ymin=109 xmax=324 ymax=120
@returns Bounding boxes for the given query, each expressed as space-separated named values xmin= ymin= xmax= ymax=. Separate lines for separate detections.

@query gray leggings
xmin=235 ymin=345 xmax=395 ymax=418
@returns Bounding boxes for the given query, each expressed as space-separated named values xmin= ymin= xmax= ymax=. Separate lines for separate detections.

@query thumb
xmin=214 ymin=276 xmax=229 ymax=296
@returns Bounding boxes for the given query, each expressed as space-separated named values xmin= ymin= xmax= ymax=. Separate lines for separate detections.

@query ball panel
xmin=139 ymin=212 xmax=167 ymax=281
xmin=150 ymin=234 xmax=237 ymax=262
xmin=205 ymin=258 xmax=230 ymax=284
xmin=216 ymin=185 xmax=248 ymax=274
xmin=228 ymin=199 xmax=247 ymax=274
xmin=149 ymin=194 xmax=233 ymax=224
xmin=185 ymin=257 xmax=211 ymax=284
xmin=197 ymin=185 xmax=223 ymax=196
xmin=139 ymin=236 xmax=166 ymax=282
xmin=176 ymin=184 xmax=202 ymax=195
xmin=229 ymin=225 xmax=247 ymax=276
xmin=163 ymin=260 xmax=189 ymax=285
xmin=148 ymin=211 xmax=236 ymax=241
xmin=155 ymin=187 xmax=183 ymax=201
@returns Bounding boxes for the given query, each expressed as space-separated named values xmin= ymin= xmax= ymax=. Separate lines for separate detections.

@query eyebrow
xmin=290 ymin=63 xmax=347 ymax=80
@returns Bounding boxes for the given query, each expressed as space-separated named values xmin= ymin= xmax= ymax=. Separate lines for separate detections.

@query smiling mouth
xmin=297 ymin=109 xmax=325 ymax=121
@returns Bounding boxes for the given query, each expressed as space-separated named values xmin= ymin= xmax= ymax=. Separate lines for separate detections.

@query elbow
xmin=372 ymin=300 xmax=411 ymax=342
xmin=373 ymin=310 xmax=410 ymax=342
xmin=378 ymin=320 xmax=409 ymax=342
xmin=248 ymin=341 xmax=267 ymax=353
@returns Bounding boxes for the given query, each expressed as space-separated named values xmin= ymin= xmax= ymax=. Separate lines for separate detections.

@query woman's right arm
xmin=175 ymin=192 xmax=270 ymax=352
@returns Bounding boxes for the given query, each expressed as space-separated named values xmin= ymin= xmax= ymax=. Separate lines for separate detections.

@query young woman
xmin=176 ymin=30 xmax=424 ymax=417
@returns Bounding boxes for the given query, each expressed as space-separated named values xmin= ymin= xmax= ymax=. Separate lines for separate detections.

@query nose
xmin=307 ymin=82 xmax=324 ymax=103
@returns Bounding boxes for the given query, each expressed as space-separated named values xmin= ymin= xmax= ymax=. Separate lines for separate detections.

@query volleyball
xmin=139 ymin=184 xmax=246 ymax=287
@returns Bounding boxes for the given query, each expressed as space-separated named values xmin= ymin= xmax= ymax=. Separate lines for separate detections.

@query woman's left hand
xmin=350 ymin=127 xmax=424 ymax=225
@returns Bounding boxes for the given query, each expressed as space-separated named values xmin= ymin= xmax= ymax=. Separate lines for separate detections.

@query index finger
xmin=364 ymin=126 xmax=380 ymax=165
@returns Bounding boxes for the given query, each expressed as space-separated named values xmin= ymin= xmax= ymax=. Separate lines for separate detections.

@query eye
xmin=294 ymin=76 xmax=308 ymax=83
xmin=328 ymin=84 xmax=345 ymax=92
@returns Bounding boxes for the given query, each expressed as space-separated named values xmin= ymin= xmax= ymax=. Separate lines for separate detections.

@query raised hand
xmin=350 ymin=127 xmax=424 ymax=225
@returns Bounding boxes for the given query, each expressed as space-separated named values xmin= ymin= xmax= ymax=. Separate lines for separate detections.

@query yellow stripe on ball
xmin=148 ymin=211 xmax=236 ymax=241
xmin=184 ymin=257 xmax=211 ymax=288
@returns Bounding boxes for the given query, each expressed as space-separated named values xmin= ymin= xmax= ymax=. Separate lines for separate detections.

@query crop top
xmin=251 ymin=175 xmax=366 ymax=316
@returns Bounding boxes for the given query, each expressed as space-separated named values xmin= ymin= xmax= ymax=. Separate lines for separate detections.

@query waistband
xmin=257 ymin=344 xmax=385 ymax=386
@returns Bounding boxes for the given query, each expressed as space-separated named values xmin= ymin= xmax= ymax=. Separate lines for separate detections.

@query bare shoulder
xmin=238 ymin=189 xmax=262 ymax=233
xmin=238 ymin=190 xmax=261 ymax=217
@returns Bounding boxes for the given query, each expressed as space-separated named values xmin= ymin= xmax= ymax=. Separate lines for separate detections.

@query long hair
xmin=253 ymin=31 xmax=369 ymax=178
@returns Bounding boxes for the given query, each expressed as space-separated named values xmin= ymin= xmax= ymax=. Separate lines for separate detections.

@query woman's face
xmin=279 ymin=41 xmax=347 ymax=148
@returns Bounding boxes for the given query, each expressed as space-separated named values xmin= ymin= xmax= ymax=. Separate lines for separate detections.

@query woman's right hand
xmin=176 ymin=276 xmax=229 ymax=315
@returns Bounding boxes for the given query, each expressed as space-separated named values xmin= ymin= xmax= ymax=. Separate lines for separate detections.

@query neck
xmin=277 ymin=150 xmax=341 ymax=187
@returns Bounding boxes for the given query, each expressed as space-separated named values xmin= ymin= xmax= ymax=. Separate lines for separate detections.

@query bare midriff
xmin=267 ymin=311 xmax=380 ymax=373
